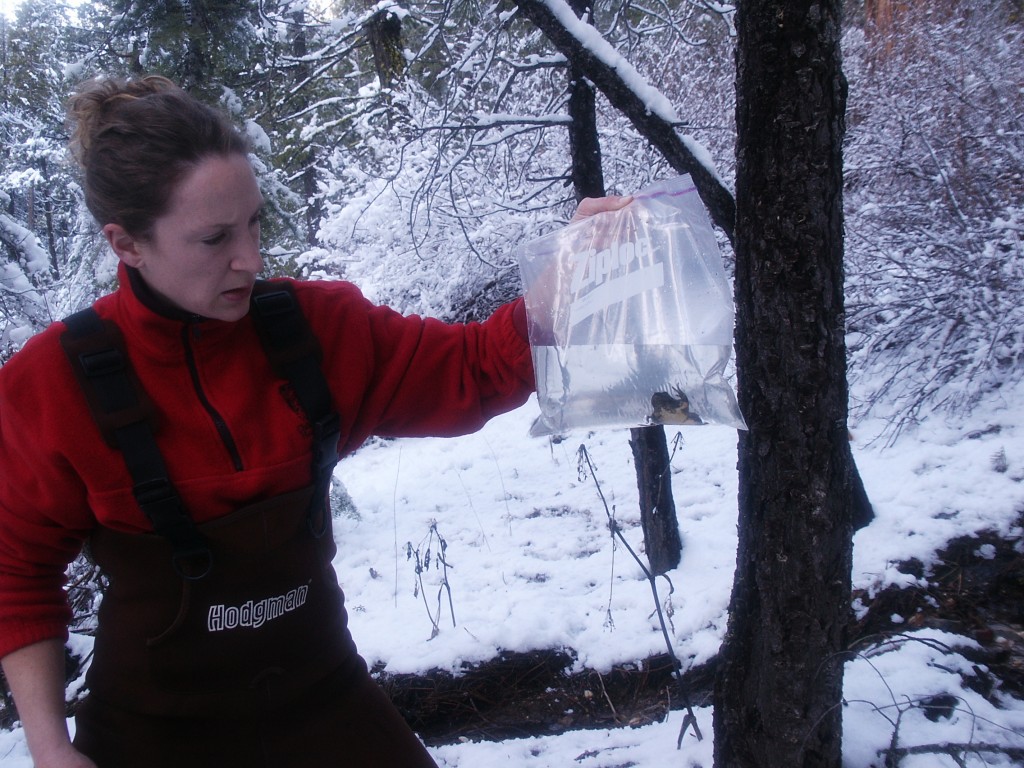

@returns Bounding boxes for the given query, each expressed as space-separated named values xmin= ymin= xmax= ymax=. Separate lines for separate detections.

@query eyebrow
xmin=197 ymin=203 xmax=265 ymax=232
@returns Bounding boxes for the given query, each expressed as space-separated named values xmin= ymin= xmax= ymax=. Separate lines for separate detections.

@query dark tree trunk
xmin=183 ymin=4 xmax=209 ymax=90
xmin=714 ymin=2 xmax=852 ymax=767
xmin=289 ymin=9 xmax=322 ymax=247
xmin=367 ymin=9 xmax=404 ymax=95
xmin=566 ymin=0 xmax=604 ymax=201
xmin=564 ymin=0 xmax=681 ymax=577
xmin=628 ymin=427 xmax=682 ymax=575
xmin=40 ymin=160 xmax=59 ymax=278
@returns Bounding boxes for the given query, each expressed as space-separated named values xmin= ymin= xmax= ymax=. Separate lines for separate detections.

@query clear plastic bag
xmin=518 ymin=175 xmax=746 ymax=436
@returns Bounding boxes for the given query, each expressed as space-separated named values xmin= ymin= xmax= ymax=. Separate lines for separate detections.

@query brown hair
xmin=67 ymin=75 xmax=250 ymax=238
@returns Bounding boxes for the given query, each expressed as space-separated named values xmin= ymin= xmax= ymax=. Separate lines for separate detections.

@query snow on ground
xmin=2 ymin=383 xmax=1023 ymax=766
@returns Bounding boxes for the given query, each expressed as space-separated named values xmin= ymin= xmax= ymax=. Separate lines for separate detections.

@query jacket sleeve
xmin=0 ymin=329 xmax=95 ymax=660
xmin=294 ymin=280 xmax=536 ymax=449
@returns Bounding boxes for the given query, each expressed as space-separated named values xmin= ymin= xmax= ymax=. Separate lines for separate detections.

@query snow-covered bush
xmin=843 ymin=4 xmax=1024 ymax=436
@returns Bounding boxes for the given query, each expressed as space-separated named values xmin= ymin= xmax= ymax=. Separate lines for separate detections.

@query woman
xmin=0 ymin=76 xmax=629 ymax=767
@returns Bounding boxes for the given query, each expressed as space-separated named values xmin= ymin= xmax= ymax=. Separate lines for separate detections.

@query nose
xmin=232 ymin=235 xmax=264 ymax=275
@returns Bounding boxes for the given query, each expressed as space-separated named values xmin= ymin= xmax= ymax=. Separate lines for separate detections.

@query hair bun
xmin=67 ymin=76 xmax=179 ymax=167
xmin=65 ymin=74 xmax=248 ymax=235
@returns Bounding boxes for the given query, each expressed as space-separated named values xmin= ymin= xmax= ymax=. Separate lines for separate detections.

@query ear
xmin=103 ymin=223 xmax=145 ymax=268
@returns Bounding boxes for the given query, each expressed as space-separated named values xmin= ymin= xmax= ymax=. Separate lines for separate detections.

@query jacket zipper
xmin=182 ymin=323 xmax=245 ymax=472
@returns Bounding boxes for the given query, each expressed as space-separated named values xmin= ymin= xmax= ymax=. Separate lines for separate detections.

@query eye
xmin=202 ymin=232 xmax=227 ymax=246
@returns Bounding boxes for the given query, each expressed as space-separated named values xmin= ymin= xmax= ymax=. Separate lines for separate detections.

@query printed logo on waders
xmin=207 ymin=584 xmax=310 ymax=632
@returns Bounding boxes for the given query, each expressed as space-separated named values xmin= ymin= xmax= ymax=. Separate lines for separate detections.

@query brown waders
xmin=72 ymin=486 xmax=438 ymax=767
xmin=62 ymin=287 xmax=438 ymax=766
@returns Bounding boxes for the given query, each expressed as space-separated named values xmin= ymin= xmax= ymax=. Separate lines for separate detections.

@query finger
xmin=571 ymin=194 xmax=633 ymax=222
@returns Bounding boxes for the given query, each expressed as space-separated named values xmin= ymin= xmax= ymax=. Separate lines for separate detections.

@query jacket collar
xmin=123 ymin=263 xmax=203 ymax=324
xmin=112 ymin=262 xmax=249 ymax=361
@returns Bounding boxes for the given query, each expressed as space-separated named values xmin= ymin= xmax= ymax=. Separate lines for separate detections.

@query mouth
xmin=221 ymin=284 xmax=254 ymax=301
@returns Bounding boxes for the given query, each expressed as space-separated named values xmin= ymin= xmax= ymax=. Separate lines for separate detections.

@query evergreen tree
xmin=0 ymin=0 xmax=82 ymax=351
xmin=83 ymin=0 xmax=260 ymax=92
xmin=248 ymin=0 xmax=376 ymax=255
xmin=1 ymin=0 xmax=79 ymax=272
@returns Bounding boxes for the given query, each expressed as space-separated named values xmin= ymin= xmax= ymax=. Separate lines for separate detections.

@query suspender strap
xmin=250 ymin=282 xmax=342 ymax=537
xmin=60 ymin=309 xmax=153 ymax=448
xmin=61 ymin=309 xmax=212 ymax=579
xmin=60 ymin=285 xmax=341 ymax=563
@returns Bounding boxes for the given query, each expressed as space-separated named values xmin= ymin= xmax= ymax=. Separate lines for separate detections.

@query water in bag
xmin=518 ymin=176 xmax=745 ymax=436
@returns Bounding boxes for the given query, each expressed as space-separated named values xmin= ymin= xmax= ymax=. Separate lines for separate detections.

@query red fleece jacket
xmin=0 ymin=267 xmax=534 ymax=659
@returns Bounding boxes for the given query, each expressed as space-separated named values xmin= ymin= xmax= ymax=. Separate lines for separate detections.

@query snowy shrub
xmin=843 ymin=4 xmax=1024 ymax=436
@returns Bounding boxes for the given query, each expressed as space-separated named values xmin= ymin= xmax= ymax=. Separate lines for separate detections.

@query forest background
xmin=1 ymin=0 xmax=1023 ymax=766
xmin=1 ymin=0 xmax=1021 ymax=432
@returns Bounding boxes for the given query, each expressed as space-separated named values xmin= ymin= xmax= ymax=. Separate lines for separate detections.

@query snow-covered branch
xmin=511 ymin=0 xmax=736 ymax=239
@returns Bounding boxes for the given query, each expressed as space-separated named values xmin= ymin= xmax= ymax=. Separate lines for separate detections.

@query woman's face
xmin=105 ymin=153 xmax=265 ymax=322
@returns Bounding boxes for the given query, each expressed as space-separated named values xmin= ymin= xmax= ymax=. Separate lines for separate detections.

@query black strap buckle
xmin=307 ymin=484 xmax=332 ymax=540
xmin=172 ymin=547 xmax=214 ymax=581
xmin=134 ymin=478 xmax=213 ymax=580
xmin=252 ymin=289 xmax=293 ymax=320
xmin=133 ymin=477 xmax=185 ymax=523
xmin=79 ymin=348 xmax=125 ymax=378
xmin=311 ymin=413 xmax=341 ymax=471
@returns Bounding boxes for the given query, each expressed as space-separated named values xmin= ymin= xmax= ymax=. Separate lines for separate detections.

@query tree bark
xmin=40 ymin=160 xmax=59 ymax=278
xmin=714 ymin=2 xmax=852 ymax=767
xmin=566 ymin=0 xmax=604 ymax=202
xmin=628 ymin=428 xmax=682 ymax=574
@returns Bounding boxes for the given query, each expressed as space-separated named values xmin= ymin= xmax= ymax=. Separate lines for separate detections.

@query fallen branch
xmin=882 ymin=742 xmax=1024 ymax=765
